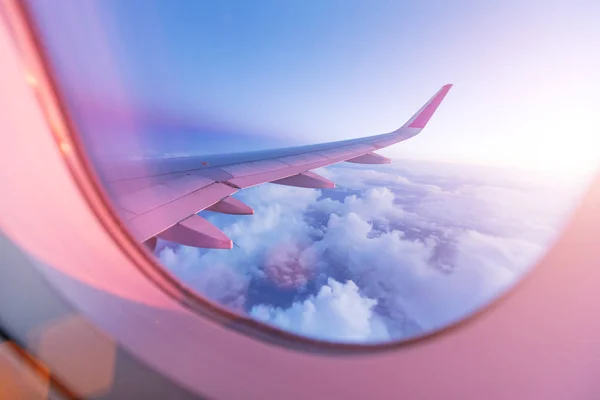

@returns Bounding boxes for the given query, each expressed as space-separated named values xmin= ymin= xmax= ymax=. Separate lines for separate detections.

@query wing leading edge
xmin=106 ymin=84 xmax=453 ymax=250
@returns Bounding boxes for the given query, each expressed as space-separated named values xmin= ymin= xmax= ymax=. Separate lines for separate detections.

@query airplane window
xmin=22 ymin=1 xmax=598 ymax=345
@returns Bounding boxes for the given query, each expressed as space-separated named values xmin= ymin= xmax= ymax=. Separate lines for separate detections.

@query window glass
xmin=25 ymin=0 xmax=599 ymax=344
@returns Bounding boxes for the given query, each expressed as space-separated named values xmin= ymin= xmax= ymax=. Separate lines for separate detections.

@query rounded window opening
xmin=25 ymin=0 xmax=598 ymax=345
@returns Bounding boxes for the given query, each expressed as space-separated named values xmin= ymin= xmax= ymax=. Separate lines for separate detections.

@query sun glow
xmin=385 ymin=82 xmax=599 ymax=177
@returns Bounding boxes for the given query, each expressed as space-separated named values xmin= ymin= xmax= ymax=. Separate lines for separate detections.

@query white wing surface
xmin=103 ymin=85 xmax=453 ymax=249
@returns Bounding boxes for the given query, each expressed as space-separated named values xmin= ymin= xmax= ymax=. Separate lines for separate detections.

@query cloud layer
xmin=251 ymin=278 xmax=389 ymax=343
xmin=157 ymin=160 xmax=585 ymax=342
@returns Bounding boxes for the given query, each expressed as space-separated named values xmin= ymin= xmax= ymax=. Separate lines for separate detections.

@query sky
xmin=29 ymin=0 xmax=600 ymax=174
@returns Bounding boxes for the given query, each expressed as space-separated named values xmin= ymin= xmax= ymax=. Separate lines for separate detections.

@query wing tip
xmin=407 ymin=84 xmax=453 ymax=129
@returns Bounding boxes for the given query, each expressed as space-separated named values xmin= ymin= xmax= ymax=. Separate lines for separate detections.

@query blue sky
xmin=30 ymin=0 xmax=600 ymax=173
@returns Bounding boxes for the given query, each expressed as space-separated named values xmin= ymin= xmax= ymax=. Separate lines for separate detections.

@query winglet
xmin=404 ymin=84 xmax=452 ymax=129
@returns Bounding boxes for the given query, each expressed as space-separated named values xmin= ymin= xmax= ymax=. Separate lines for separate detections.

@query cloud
xmin=156 ymin=160 xmax=582 ymax=342
xmin=159 ymin=246 xmax=248 ymax=310
xmin=317 ymin=166 xmax=414 ymax=190
xmin=263 ymin=240 xmax=317 ymax=289
xmin=158 ymin=184 xmax=321 ymax=307
xmin=251 ymin=278 xmax=390 ymax=343
xmin=303 ymin=208 xmax=519 ymax=334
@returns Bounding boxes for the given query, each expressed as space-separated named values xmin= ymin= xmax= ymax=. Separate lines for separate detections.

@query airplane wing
xmin=103 ymin=84 xmax=452 ymax=250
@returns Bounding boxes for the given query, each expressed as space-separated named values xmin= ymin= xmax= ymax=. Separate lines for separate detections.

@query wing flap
xmin=127 ymin=182 xmax=237 ymax=242
xmin=158 ymin=214 xmax=232 ymax=249
xmin=206 ymin=196 xmax=254 ymax=215
xmin=346 ymin=152 xmax=391 ymax=164
xmin=272 ymin=171 xmax=335 ymax=189
xmin=226 ymin=167 xmax=301 ymax=189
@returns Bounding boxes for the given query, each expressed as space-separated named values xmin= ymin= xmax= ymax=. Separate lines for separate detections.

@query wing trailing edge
xmin=206 ymin=196 xmax=254 ymax=215
xmin=272 ymin=171 xmax=335 ymax=189
xmin=158 ymin=214 xmax=232 ymax=249
xmin=346 ymin=152 xmax=391 ymax=164
xmin=127 ymin=182 xmax=237 ymax=242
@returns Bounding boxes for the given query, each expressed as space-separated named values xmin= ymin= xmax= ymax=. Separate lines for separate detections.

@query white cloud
xmin=157 ymin=183 xmax=321 ymax=306
xmin=317 ymin=166 xmax=414 ymax=190
xmin=156 ymin=161 xmax=582 ymax=342
xmin=263 ymin=240 xmax=317 ymax=289
xmin=303 ymin=210 xmax=515 ymax=334
xmin=251 ymin=278 xmax=390 ymax=343
xmin=159 ymin=247 xmax=248 ymax=310
xmin=313 ymin=186 xmax=403 ymax=219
